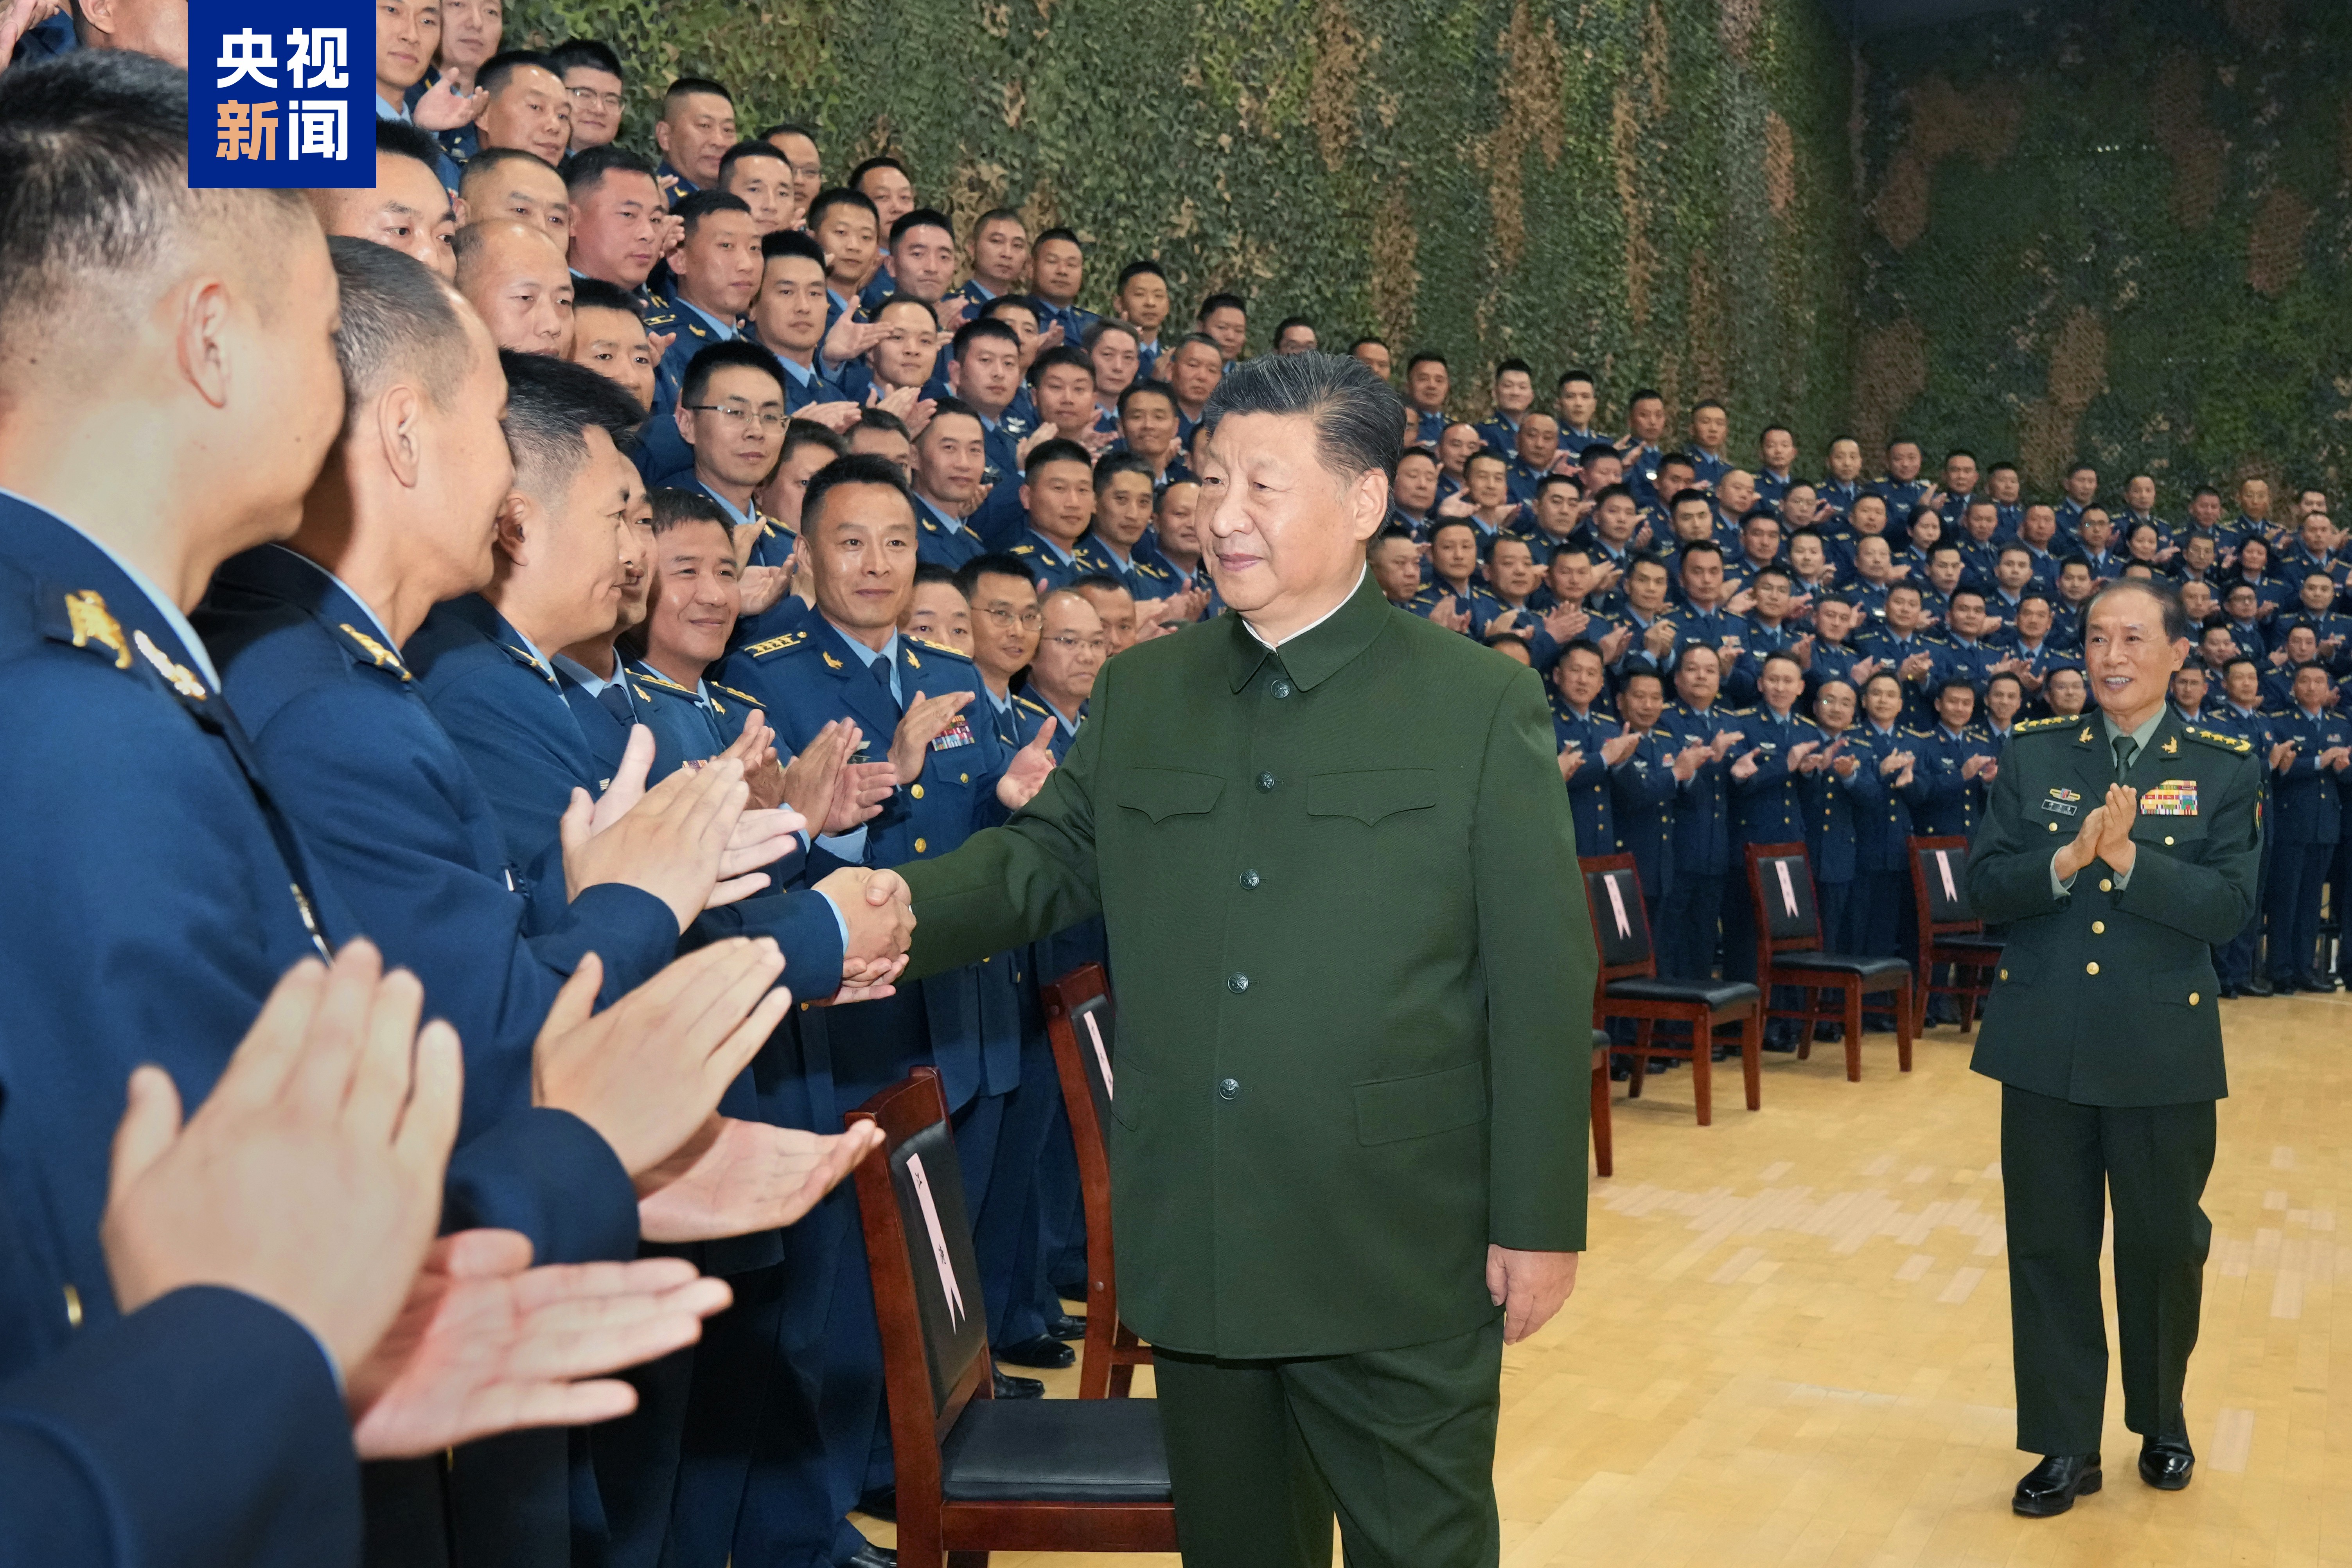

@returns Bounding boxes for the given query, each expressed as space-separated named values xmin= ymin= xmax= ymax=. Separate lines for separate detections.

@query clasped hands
xmin=2053 ymin=781 xmax=2140 ymax=883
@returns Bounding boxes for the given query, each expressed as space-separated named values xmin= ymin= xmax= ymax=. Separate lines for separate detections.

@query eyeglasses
xmin=978 ymin=604 xmax=1043 ymax=629
xmin=568 ymin=86 xmax=625 ymax=112
xmin=1044 ymin=633 xmax=1108 ymax=656
xmin=685 ymin=403 xmax=787 ymax=430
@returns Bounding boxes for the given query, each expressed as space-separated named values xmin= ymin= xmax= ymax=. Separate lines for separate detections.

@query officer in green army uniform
xmin=897 ymin=354 xmax=1596 ymax=1566
xmin=1966 ymin=578 xmax=2261 ymax=1518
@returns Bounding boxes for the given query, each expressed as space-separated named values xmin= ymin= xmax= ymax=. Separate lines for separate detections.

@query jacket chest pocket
xmin=1305 ymin=769 xmax=1439 ymax=827
xmin=2129 ymin=810 xmax=2208 ymax=850
xmin=1115 ymin=767 xmax=1224 ymax=823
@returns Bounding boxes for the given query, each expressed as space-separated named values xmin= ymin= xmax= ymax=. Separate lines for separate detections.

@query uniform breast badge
xmin=2141 ymin=780 xmax=2199 ymax=817
xmin=63 ymin=589 xmax=131 ymax=669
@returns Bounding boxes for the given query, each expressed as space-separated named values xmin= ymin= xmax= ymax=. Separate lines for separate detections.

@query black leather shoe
xmin=2242 ymin=976 xmax=2274 ymax=997
xmin=2012 ymin=1453 xmax=2101 ymax=1517
xmin=2139 ymin=1436 xmax=2194 ymax=1490
xmin=854 ymin=1485 xmax=895 ymax=1521
xmin=995 ymin=1334 xmax=1075 ymax=1369
xmin=1046 ymin=1311 xmax=1087 ymax=1340
xmin=847 ymin=1543 xmax=897 ymax=1568
xmin=992 ymin=1367 xmax=1046 ymax=1398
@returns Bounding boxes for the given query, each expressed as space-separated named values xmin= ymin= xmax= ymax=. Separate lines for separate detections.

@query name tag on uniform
xmin=2042 ymin=788 xmax=2079 ymax=817
xmin=931 ymin=714 xmax=977 ymax=752
xmin=2142 ymin=779 xmax=2199 ymax=816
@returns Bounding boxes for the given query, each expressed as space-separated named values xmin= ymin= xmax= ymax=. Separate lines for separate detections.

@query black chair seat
xmin=939 ymin=1396 xmax=1173 ymax=1505
xmin=1605 ymin=977 xmax=1762 ymax=1009
xmin=1771 ymin=952 xmax=1911 ymax=979
xmin=1933 ymin=933 xmax=2005 ymax=954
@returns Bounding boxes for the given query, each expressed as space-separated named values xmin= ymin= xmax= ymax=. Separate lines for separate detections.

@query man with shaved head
xmin=455 ymin=217 xmax=575 ymax=356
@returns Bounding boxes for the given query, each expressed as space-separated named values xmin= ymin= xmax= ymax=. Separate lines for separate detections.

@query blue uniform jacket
xmin=197 ymin=547 xmax=681 ymax=1133
xmin=1729 ymin=708 xmax=1820 ymax=845
xmin=408 ymin=594 xmax=847 ymax=997
xmin=1801 ymin=736 xmax=1885 ymax=883
xmin=0 ymin=500 xmax=639 ymax=1369
xmin=1658 ymin=700 xmax=1740 ymax=875
xmin=1910 ymin=723 xmax=1998 ymax=838
xmin=2269 ymin=707 xmax=2351 ymax=844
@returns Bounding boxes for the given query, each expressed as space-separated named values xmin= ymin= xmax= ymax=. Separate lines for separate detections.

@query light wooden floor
xmin=859 ymin=991 xmax=2352 ymax=1566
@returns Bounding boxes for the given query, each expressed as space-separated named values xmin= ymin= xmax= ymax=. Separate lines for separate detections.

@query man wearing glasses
xmin=672 ymin=341 xmax=789 ymax=535
xmin=551 ymin=39 xmax=626 ymax=155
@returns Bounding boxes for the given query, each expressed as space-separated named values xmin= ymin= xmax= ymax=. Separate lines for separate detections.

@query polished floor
xmin=861 ymin=990 xmax=2352 ymax=1566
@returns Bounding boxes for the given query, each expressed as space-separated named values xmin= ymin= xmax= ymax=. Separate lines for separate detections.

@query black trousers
xmin=2000 ymin=1085 xmax=2216 ymax=1455
xmin=1151 ymin=1319 xmax=1504 ymax=1568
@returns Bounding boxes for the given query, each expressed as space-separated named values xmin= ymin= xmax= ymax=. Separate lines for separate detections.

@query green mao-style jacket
xmin=900 ymin=574 xmax=1596 ymax=1360
xmin=1966 ymin=707 xmax=2261 ymax=1108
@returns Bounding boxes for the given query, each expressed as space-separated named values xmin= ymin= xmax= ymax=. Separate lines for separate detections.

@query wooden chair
xmin=1040 ymin=965 xmax=1151 ymax=1399
xmin=846 ymin=1068 xmax=1177 ymax=1565
xmin=1578 ymin=855 xmax=1763 ymax=1125
xmin=1743 ymin=843 xmax=1915 ymax=1081
xmin=1907 ymin=835 xmax=2004 ymax=1036
xmin=1589 ymin=1027 xmax=1614 ymax=1178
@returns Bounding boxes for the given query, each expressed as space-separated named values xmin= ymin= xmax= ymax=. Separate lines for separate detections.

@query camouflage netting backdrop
xmin=507 ymin=0 xmax=2350 ymax=490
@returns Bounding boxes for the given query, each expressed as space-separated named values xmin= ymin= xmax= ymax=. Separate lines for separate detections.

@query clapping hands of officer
xmin=1729 ymin=747 xmax=1762 ymax=780
xmin=1600 ymin=731 xmax=1642 ymax=767
xmin=2053 ymin=782 xmax=2138 ymax=882
xmin=411 ymin=74 xmax=485 ymax=131
xmin=998 ymin=719 xmax=1060 ymax=809
xmin=713 ymin=708 xmax=790 ymax=810
xmin=560 ymin=728 xmax=798 ymax=930
xmin=889 ymin=690 xmax=976 ymax=784
xmin=102 ymin=942 xmax=734 ymax=1460
xmin=1430 ymin=595 xmax=1473 ymax=634
xmin=1542 ymin=602 xmax=1589 ymax=644
xmin=1556 ymin=744 xmax=1582 ymax=782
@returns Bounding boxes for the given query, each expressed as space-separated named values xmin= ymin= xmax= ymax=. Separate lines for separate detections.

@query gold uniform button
xmin=913 ymin=837 xmax=927 ymax=853
xmin=2163 ymin=835 xmax=2174 ymax=846
xmin=911 ymin=783 xmax=924 ymax=799
xmin=2189 ymin=991 xmax=2201 ymax=1006
xmin=62 ymin=1283 xmax=81 ymax=1329
xmin=2091 ymin=921 xmax=2105 ymax=934
xmin=960 ymin=772 xmax=970 ymax=783
xmin=2048 ymin=822 xmax=2059 ymax=833
xmin=2099 ymin=878 xmax=2113 ymax=892
xmin=2000 ymin=968 xmax=2009 ymax=981
xmin=2086 ymin=961 xmax=2100 ymax=975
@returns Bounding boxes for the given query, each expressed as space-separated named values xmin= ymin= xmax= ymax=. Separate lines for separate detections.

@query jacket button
xmin=914 ymin=838 xmax=927 ymax=853
xmin=1256 ymin=772 xmax=1277 ymax=792
xmin=2163 ymin=835 xmax=2174 ymax=846
xmin=2098 ymin=878 xmax=2113 ymax=892
xmin=2086 ymin=961 xmax=2099 ymax=975
xmin=1240 ymin=869 xmax=1261 ymax=889
xmin=2188 ymin=991 xmax=2200 ymax=1006
xmin=2091 ymin=921 xmax=2105 ymax=934
xmin=1272 ymin=679 xmax=1292 ymax=699
xmin=911 ymin=784 xmax=925 ymax=799
xmin=1227 ymin=973 xmax=1249 ymax=992
xmin=1999 ymin=968 xmax=2009 ymax=981
xmin=1218 ymin=1077 xmax=1240 ymax=1100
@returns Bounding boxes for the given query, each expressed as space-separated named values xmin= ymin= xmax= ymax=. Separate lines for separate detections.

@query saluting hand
xmin=997 ymin=718 xmax=1058 ymax=809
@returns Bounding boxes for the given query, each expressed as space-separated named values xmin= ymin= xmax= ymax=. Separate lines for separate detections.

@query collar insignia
xmin=339 ymin=623 xmax=409 ymax=680
xmin=905 ymin=648 xmax=921 ymax=668
xmin=2080 ymin=726 xmax=2095 ymax=744
xmin=64 ymin=590 xmax=131 ymax=670
xmin=133 ymin=630 xmax=206 ymax=700
xmin=2162 ymin=735 xmax=2180 ymax=754
xmin=822 ymin=651 xmax=844 ymax=670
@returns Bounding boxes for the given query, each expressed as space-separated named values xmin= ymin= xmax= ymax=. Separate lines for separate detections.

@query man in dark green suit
xmin=898 ymin=353 xmax=1595 ymax=1565
xmin=1966 ymin=578 xmax=2261 ymax=1518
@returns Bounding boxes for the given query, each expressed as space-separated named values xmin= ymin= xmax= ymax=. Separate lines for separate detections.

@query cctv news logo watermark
xmin=190 ymin=0 xmax=370 ymax=188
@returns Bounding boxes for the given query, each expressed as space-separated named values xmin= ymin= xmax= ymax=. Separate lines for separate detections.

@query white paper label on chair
xmin=905 ymin=1154 xmax=967 ymax=1328
xmin=1934 ymin=849 xmax=1958 ymax=903
xmin=1603 ymin=875 xmax=1633 ymax=940
xmin=1083 ymin=1009 xmax=1114 ymax=1099
xmin=1775 ymin=859 xmax=1800 ymax=918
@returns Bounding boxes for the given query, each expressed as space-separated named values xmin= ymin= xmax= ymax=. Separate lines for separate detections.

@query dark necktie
xmin=597 ymin=682 xmax=634 ymax=727
xmin=868 ymin=652 xmax=900 ymax=713
xmin=2113 ymin=733 xmax=2138 ymax=778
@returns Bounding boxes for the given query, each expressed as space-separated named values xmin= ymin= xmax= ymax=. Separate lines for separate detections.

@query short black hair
xmin=460 ymin=147 xmax=558 ymax=199
xmin=803 ymin=452 xmax=915 ymax=537
xmin=1198 ymin=352 xmax=1405 ymax=485
xmin=1493 ymin=357 xmax=1532 ymax=381
xmin=954 ymin=551 xmax=1036 ymax=597
xmin=1094 ymin=451 xmax=1154 ymax=492
xmin=326 ymin=237 xmax=467 ymax=433
xmin=548 ymin=39 xmax=623 ymax=79
xmin=889 ymin=206 xmax=954 ymax=247
xmin=1071 ymin=571 xmax=1128 ymax=596
xmin=950 ymin=317 xmax=1019 ymax=363
xmin=1678 ymin=540 xmax=1724 ymax=566
xmin=854 ymin=406 xmax=909 ymax=440
xmin=476 ymin=50 xmax=555 ymax=97
xmin=500 ymin=348 xmax=646 ymax=498
xmin=1023 ymin=437 xmax=1094 ymax=477
xmin=759 ymin=120 xmax=817 ymax=142
xmin=1036 ymin=226 xmax=1080 ymax=250
xmin=376 ymin=117 xmax=447 ymax=171
xmin=781 ymin=418 xmax=848 ymax=463
xmin=1116 ymin=259 xmax=1167 ymax=290
xmin=564 ymin=142 xmax=655 ymax=198
xmin=1028 ymin=345 xmax=1092 ymax=386
xmin=571 ymin=276 xmax=645 ymax=316
xmin=1274 ymin=315 xmax=1315 ymax=341
xmin=680 ymin=338 xmax=785 ymax=408
xmin=0 ymin=52 xmax=305 ymax=362
xmin=719 ymin=139 xmax=790 ymax=185
xmin=1197 ymin=291 xmax=1246 ymax=320
xmin=847 ymin=156 xmax=908 ymax=191
xmin=870 ymin=293 xmax=937 ymax=327
xmin=977 ymin=294 xmax=1039 ymax=327
xmin=674 ymin=189 xmax=751 ymax=237
xmin=664 ymin=77 xmax=734 ymax=109
xmin=1117 ymin=380 xmax=1176 ymax=419
xmin=912 ymin=560 xmax=960 ymax=588
xmin=760 ymin=228 xmax=826 ymax=268
xmin=920 ymin=395 xmax=983 ymax=438
xmin=972 ymin=206 xmax=1025 ymax=236
xmin=647 ymin=485 xmax=731 ymax=535
xmin=1557 ymin=367 xmax=1595 ymax=388
xmin=1407 ymin=350 xmax=1448 ymax=372
xmin=806 ymin=187 xmax=878 ymax=232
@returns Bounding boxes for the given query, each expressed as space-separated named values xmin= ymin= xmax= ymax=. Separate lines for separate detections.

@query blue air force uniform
xmin=2266 ymin=706 xmax=2351 ymax=987
xmin=1655 ymin=700 xmax=1740 ymax=979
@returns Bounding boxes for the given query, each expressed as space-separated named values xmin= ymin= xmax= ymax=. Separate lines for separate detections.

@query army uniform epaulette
xmin=2013 ymin=715 xmax=2075 ymax=734
xmin=641 ymin=306 xmax=678 ymax=328
xmin=2186 ymin=726 xmax=2252 ymax=756
xmin=907 ymin=636 xmax=972 ymax=663
xmin=1899 ymin=725 xmax=1933 ymax=738
xmin=710 ymin=679 xmax=759 ymax=706
xmin=743 ymin=630 xmax=809 ymax=658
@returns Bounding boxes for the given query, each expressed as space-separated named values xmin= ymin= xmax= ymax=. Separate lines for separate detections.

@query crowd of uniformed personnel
xmin=0 ymin=4 xmax=2345 ymax=1564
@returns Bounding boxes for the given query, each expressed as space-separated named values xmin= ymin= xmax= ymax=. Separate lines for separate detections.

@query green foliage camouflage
xmin=1856 ymin=0 xmax=2352 ymax=494
xmin=506 ymin=0 xmax=1856 ymax=450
